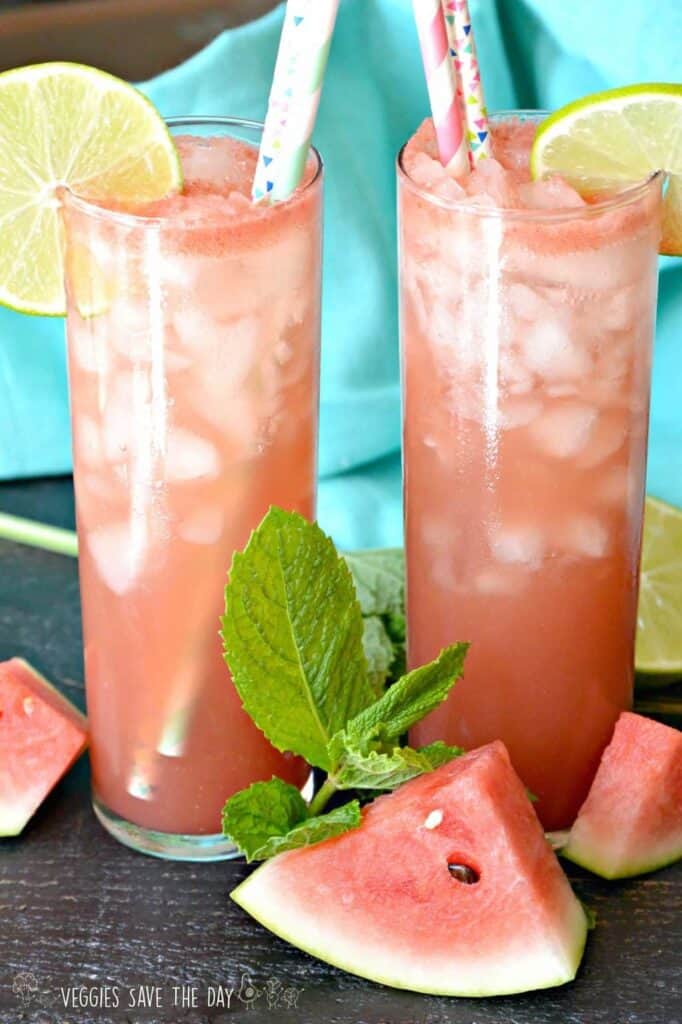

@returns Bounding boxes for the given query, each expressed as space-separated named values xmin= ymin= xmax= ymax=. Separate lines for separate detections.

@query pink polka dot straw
xmin=411 ymin=0 xmax=468 ymax=177
xmin=441 ymin=0 xmax=492 ymax=168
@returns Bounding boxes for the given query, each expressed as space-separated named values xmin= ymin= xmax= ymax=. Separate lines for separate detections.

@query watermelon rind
xmin=0 ymin=803 xmax=36 ymax=838
xmin=561 ymin=713 xmax=682 ymax=880
xmin=562 ymin=835 xmax=682 ymax=881
xmin=231 ymin=744 xmax=589 ymax=998
xmin=232 ymin=868 xmax=587 ymax=997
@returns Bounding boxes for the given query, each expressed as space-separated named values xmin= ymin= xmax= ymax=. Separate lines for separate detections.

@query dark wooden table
xmin=1 ymin=478 xmax=680 ymax=1024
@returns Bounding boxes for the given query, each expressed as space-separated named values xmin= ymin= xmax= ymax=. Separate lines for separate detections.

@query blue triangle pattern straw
xmin=252 ymin=0 xmax=340 ymax=203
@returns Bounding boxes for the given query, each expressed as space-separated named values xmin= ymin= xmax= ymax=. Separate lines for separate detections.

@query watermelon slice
xmin=231 ymin=742 xmax=588 ymax=996
xmin=0 ymin=658 xmax=88 ymax=836
xmin=562 ymin=712 xmax=682 ymax=879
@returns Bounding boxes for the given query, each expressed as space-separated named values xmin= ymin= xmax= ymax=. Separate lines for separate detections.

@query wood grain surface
xmin=0 ymin=479 xmax=680 ymax=1024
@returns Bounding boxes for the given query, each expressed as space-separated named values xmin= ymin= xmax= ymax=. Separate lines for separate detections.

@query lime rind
xmin=531 ymin=84 xmax=682 ymax=256
xmin=0 ymin=62 xmax=182 ymax=317
xmin=635 ymin=496 xmax=682 ymax=677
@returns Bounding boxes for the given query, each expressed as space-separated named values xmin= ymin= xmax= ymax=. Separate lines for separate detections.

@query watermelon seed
xmin=447 ymin=863 xmax=479 ymax=885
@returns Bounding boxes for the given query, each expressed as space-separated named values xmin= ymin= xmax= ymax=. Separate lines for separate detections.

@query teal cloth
xmin=1 ymin=0 xmax=680 ymax=549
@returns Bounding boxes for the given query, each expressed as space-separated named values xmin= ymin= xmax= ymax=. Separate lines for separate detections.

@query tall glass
xmin=62 ymin=118 xmax=322 ymax=859
xmin=398 ymin=113 xmax=661 ymax=829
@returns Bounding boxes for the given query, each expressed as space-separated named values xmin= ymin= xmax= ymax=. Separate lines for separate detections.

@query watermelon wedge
xmin=0 ymin=658 xmax=88 ymax=837
xmin=231 ymin=742 xmax=588 ymax=996
xmin=562 ymin=712 xmax=682 ymax=879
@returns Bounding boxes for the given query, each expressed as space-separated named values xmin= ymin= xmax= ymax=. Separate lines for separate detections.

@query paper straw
xmin=442 ymin=0 xmax=492 ymax=167
xmin=0 ymin=512 xmax=78 ymax=557
xmin=412 ymin=0 xmax=468 ymax=177
xmin=252 ymin=0 xmax=339 ymax=203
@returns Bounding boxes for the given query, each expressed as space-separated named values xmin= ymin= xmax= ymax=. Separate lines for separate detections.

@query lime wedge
xmin=531 ymin=84 xmax=682 ymax=255
xmin=636 ymin=497 xmax=682 ymax=679
xmin=0 ymin=62 xmax=182 ymax=316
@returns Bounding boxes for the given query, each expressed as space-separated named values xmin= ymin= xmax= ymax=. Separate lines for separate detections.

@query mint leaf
xmin=416 ymin=740 xmax=465 ymax=767
xmin=361 ymin=615 xmax=395 ymax=694
xmin=333 ymin=743 xmax=460 ymax=790
xmin=222 ymin=778 xmax=308 ymax=861
xmin=246 ymin=802 xmax=361 ymax=862
xmin=222 ymin=508 xmax=375 ymax=770
xmin=222 ymin=778 xmax=361 ymax=862
xmin=343 ymin=549 xmax=405 ymax=617
xmin=345 ymin=550 xmax=407 ymax=688
xmin=341 ymin=644 xmax=468 ymax=748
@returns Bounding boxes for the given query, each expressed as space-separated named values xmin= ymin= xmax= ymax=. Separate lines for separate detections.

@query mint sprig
xmin=221 ymin=509 xmax=467 ymax=862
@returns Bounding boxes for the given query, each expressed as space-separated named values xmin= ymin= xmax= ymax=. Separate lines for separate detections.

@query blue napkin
xmin=1 ymin=0 xmax=680 ymax=550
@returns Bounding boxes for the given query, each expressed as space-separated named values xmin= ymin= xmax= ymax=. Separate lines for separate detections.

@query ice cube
xmin=507 ymin=282 xmax=550 ymax=322
xmin=602 ymin=284 xmax=641 ymax=332
xmin=431 ymin=559 xmax=458 ymax=590
xmin=174 ymin=308 xmax=258 ymax=378
xmin=165 ymin=429 xmax=221 ymax=481
xmin=433 ymin=176 xmax=467 ymax=202
xmin=475 ymin=567 xmax=516 ymax=595
xmin=509 ymin=243 xmax=640 ymax=293
xmin=410 ymin=152 xmax=460 ymax=195
xmin=520 ymin=320 xmax=590 ymax=381
xmin=69 ymin=315 xmax=113 ymax=373
xmin=517 ymin=177 xmax=586 ymax=210
xmin=593 ymin=333 xmax=633 ymax=385
xmin=164 ymin=349 xmax=193 ymax=374
xmin=597 ymin=466 xmax=629 ymax=506
xmin=111 ymin=299 xmax=152 ymax=363
xmin=530 ymin=403 xmax=597 ymax=458
xmin=464 ymin=159 xmax=517 ymax=208
xmin=561 ymin=517 xmax=609 ymax=558
xmin=74 ymin=415 xmax=103 ymax=466
xmin=102 ymin=373 xmax=149 ymax=462
xmin=176 ymin=134 xmax=251 ymax=185
xmin=500 ymin=396 xmax=542 ymax=429
xmin=87 ymin=522 xmax=142 ymax=594
xmin=576 ymin=413 xmax=627 ymax=469
xmin=178 ymin=506 xmax=224 ymax=545
xmin=492 ymin=526 xmax=544 ymax=568
xmin=499 ymin=347 xmax=534 ymax=395
xmin=422 ymin=517 xmax=457 ymax=550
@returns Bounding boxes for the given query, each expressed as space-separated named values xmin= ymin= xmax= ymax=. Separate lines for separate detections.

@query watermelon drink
xmin=400 ymin=115 xmax=662 ymax=829
xmin=62 ymin=120 xmax=322 ymax=858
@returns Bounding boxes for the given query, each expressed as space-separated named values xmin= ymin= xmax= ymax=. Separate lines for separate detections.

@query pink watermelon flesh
xmin=231 ymin=741 xmax=588 ymax=996
xmin=0 ymin=658 xmax=88 ymax=836
xmin=563 ymin=712 xmax=682 ymax=879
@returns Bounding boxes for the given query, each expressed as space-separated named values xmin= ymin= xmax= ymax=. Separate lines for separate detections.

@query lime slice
xmin=531 ymin=84 xmax=682 ymax=255
xmin=0 ymin=62 xmax=182 ymax=316
xmin=636 ymin=496 xmax=682 ymax=678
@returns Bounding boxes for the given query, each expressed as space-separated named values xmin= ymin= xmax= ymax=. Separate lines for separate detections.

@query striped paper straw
xmin=442 ymin=0 xmax=492 ymax=167
xmin=412 ymin=0 xmax=468 ymax=177
xmin=252 ymin=0 xmax=339 ymax=203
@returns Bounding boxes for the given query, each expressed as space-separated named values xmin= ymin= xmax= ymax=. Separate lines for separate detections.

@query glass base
xmin=93 ymin=798 xmax=241 ymax=862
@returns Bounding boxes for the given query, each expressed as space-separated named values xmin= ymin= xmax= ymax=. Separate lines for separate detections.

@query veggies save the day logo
xmin=12 ymin=971 xmax=38 ymax=1005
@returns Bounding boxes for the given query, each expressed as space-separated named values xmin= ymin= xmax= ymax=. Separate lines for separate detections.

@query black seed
xmin=447 ymin=862 xmax=479 ymax=884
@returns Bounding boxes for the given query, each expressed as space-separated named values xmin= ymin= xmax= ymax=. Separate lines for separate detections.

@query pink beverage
xmin=62 ymin=120 xmax=322 ymax=858
xmin=399 ymin=116 xmax=662 ymax=830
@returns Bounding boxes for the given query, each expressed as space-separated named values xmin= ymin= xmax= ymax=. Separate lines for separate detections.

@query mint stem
xmin=0 ymin=513 xmax=78 ymax=558
xmin=308 ymin=776 xmax=338 ymax=817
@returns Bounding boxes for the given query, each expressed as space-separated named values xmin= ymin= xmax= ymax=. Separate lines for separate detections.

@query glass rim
xmin=397 ymin=110 xmax=662 ymax=223
xmin=63 ymin=115 xmax=324 ymax=228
